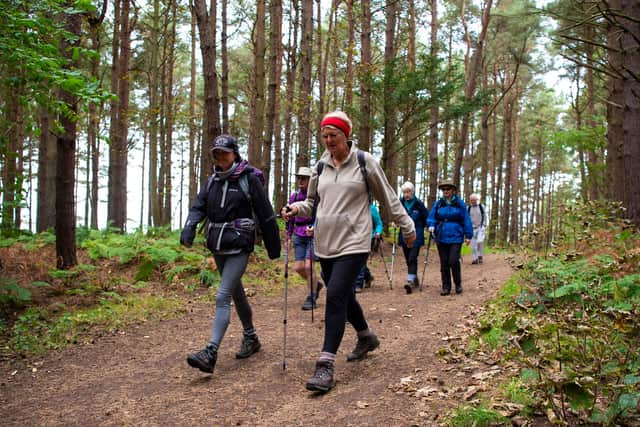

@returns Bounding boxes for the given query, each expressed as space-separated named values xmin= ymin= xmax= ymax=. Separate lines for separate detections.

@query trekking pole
xmin=282 ymin=215 xmax=292 ymax=371
xmin=377 ymin=239 xmax=392 ymax=287
xmin=419 ymin=232 xmax=433 ymax=292
xmin=389 ymin=227 xmax=398 ymax=290
xmin=307 ymin=227 xmax=315 ymax=323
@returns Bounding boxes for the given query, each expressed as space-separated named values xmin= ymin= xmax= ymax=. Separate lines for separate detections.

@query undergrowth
xmin=0 ymin=224 xmax=290 ymax=356
xmin=461 ymin=201 xmax=640 ymax=426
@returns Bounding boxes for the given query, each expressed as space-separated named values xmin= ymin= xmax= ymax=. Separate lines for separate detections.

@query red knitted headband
xmin=320 ymin=116 xmax=350 ymax=138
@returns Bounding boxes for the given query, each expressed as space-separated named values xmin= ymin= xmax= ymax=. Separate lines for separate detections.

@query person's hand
xmin=390 ymin=222 xmax=396 ymax=228
xmin=180 ymin=228 xmax=195 ymax=248
xmin=428 ymin=226 xmax=435 ymax=234
xmin=305 ymin=226 xmax=314 ymax=236
xmin=405 ymin=232 xmax=416 ymax=248
xmin=464 ymin=238 xmax=471 ymax=246
xmin=375 ymin=232 xmax=381 ymax=240
xmin=281 ymin=205 xmax=297 ymax=219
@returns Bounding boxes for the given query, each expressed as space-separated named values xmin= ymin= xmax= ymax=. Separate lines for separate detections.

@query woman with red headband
xmin=282 ymin=110 xmax=416 ymax=393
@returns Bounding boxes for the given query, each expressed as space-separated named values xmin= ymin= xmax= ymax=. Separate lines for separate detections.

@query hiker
xmin=396 ymin=181 xmax=429 ymax=295
xmin=353 ymin=203 xmax=383 ymax=293
xmin=281 ymin=110 xmax=415 ymax=393
xmin=180 ymin=134 xmax=281 ymax=374
xmin=287 ymin=166 xmax=323 ymax=310
xmin=468 ymin=193 xmax=486 ymax=264
xmin=427 ymin=179 xmax=473 ymax=296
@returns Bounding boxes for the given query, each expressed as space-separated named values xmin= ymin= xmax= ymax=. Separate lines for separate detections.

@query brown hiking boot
xmin=305 ymin=361 xmax=335 ymax=393
xmin=347 ymin=333 xmax=380 ymax=361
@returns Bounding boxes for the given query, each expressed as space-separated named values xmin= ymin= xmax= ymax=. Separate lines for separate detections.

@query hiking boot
xmin=235 ymin=334 xmax=261 ymax=359
xmin=455 ymin=285 xmax=463 ymax=294
xmin=302 ymin=294 xmax=317 ymax=310
xmin=347 ymin=333 xmax=380 ymax=361
xmin=478 ymin=256 xmax=483 ymax=264
xmin=305 ymin=361 xmax=335 ymax=393
xmin=404 ymin=282 xmax=413 ymax=294
xmin=471 ymin=259 xmax=479 ymax=265
xmin=187 ymin=347 xmax=217 ymax=373
xmin=440 ymin=289 xmax=450 ymax=296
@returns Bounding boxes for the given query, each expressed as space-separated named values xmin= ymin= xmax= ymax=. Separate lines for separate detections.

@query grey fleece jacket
xmin=291 ymin=143 xmax=415 ymax=258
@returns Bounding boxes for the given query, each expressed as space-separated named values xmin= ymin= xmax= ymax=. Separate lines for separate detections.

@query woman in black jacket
xmin=180 ymin=134 xmax=280 ymax=375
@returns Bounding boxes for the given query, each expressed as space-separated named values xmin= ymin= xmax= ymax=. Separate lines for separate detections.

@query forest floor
xmin=0 ymin=242 xmax=527 ymax=426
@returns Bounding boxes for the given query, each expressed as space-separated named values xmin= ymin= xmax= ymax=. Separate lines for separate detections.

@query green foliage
xmin=9 ymin=295 xmax=184 ymax=354
xmin=466 ymin=201 xmax=640 ymax=425
xmin=446 ymin=406 xmax=509 ymax=427
xmin=0 ymin=278 xmax=32 ymax=308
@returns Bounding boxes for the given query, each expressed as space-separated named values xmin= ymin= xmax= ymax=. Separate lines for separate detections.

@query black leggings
xmin=319 ymin=253 xmax=369 ymax=354
xmin=436 ymin=242 xmax=462 ymax=291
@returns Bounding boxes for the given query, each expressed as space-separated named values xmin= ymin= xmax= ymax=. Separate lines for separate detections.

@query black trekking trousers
xmin=319 ymin=253 xmax=369 ymax=354
xmin=436 ymin=242 xmax=462 ymax=292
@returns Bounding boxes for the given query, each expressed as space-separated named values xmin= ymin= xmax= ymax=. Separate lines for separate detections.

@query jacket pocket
xmin=206 ymin=223 xmax=254 ymax=252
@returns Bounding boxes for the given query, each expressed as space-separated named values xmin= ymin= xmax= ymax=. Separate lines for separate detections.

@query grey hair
xmin=470 ymin=193 xmax=480 ymax=201
xmin=401 ymin=182 xmax=414 ymax=193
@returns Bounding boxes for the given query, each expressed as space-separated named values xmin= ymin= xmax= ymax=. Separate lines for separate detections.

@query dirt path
xmin=0 ymin=247 xmax=513 ymax=426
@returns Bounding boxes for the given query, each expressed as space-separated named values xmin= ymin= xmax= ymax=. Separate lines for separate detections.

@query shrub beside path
xmin=0 ymin=248 xmax=514 ymax=426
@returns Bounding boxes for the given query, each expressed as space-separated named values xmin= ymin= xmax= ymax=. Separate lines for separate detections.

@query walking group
xmin=179 ymin=111 xmax=487 ymax=394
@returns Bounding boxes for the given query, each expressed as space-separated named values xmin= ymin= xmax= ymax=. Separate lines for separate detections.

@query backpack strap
xmin=357 ymin=150 xmax=372 ymax=205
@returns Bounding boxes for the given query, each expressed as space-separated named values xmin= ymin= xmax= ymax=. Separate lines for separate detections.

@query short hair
xmin=470 ymin=193 xmax=480 ymax=201
xmin=401 ymin=182 xmax=414 ymax=193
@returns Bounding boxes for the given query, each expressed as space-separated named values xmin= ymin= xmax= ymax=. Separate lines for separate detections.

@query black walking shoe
xmin=440 ymin=289 xmax=451 ymax=296
xmin=413 ymin=277 xmax=420 ymax=288
xmin=305 ymin=361 xmax=335 ymax=393
xmin=478 ymin=256 xmax=483 ymax=264
xmin=471 ymin=259 xmax=479 ymax=265
xmin=302 ymin=294 xmax=317 ymax=310
xmin=347 ymin=333 xmax=380 ymax=361
xmin=235 ymin=334 xmax=261 ymax=359
xmin=187 ymin=347 xmax=217 ymax=373
xmin=404 ymin=282 xmax=413 ymax=294
xmin=455 ymin=285 xmax=463 ymax=294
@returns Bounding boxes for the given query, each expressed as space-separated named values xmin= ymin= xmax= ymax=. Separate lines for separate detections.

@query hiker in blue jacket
xmin=427 ymin=179 xmax=473 ymax=296
xmin=397 ymin=181 xmax=429 ymax=294
xmin=180 ymin=134 xmax=281 ymax=375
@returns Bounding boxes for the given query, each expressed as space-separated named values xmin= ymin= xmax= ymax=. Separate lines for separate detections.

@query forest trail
xmin=0 ymin=246 xmax=514 ymax=426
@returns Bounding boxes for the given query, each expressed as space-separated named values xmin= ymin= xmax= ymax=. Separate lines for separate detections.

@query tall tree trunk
xmin=249 ymin=0 xmax=266 ymax=169
xmin=221 ymin=0 xmax=229 ymax=133
xmin=37 ymin=105 xmax=56 ymax=232
xmin=108 ymin=0 xmax=133 ymax=232
xmin=453 ymin=0 xmax=492 ymax=190
xmin=381 ymin=0 xmax=399 ymax=206
xmin=56 ymin=7 xmax=81 ymax=268
xmin=281 ymin=0 xmax=299 ymax=209
xmin=266 ymin=0 xmax=283 ymax=200
xmin=296 ymin=0 xmax=313 ymax=168
xmin=427 ymin=0 xmax=439 ymax=208
xmin=344 ymin=0 xmax=355 ymax=108
xmin=188 ymin=3 xmax=198 ymax=203
xmin=193 ymin=0 xmax=221 ymax=185
xmin=402 ymin=0 xmax=417 ymax=184
xmin=148 ymin=0 xmax=161 ymax=227
xmin=359 ymin=0 xmax=372 ymax=151
xmin=500 ymin=90 xmax=514 ymax=245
